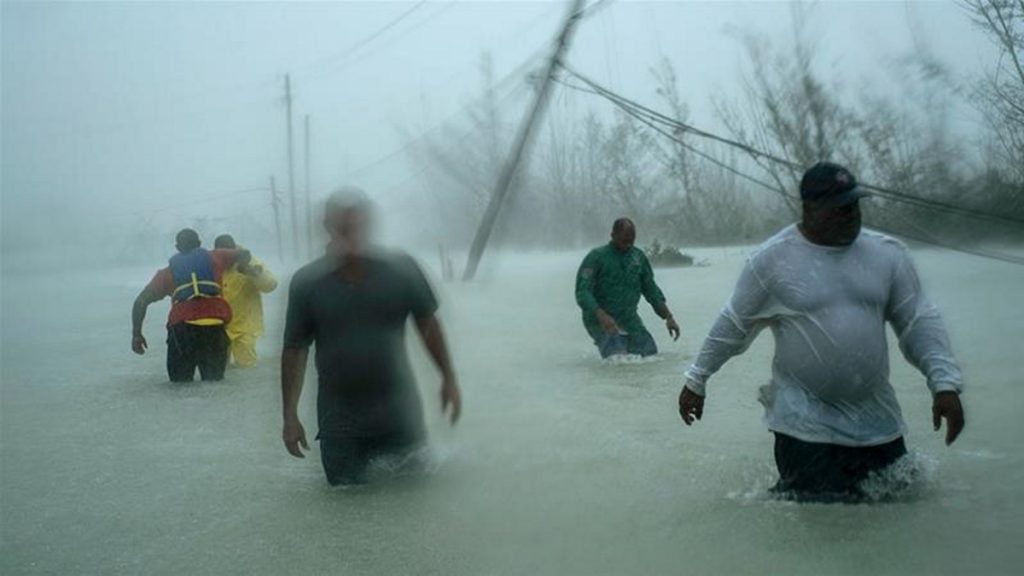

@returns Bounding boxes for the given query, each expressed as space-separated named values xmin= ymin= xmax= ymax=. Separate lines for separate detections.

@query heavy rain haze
xmin=3 ymin=1 xmax=1023 ymax=575
xmin=3 ymin=0 xmax=1014 ymax=261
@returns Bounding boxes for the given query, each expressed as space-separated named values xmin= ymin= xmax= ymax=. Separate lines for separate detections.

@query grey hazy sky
xmin=1 ymin=1 xmax=996 ymax=258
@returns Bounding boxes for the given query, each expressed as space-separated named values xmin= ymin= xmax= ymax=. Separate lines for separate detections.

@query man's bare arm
xmin=281 ymin=347 xmax=310 ymax=457
xmin=414 ymin=314 xmax=461 ymax=424
xmin=652 ymin=301 xmax=680 ymax=341
xmin=131 ymin=286 xmax=161 ymax=354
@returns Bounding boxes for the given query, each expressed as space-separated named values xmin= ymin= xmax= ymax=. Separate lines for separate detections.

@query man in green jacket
xmin=575 ymin=218 xmax=680 ymax=358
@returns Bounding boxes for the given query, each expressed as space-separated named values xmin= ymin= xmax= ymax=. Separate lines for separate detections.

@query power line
xmin=55 ymin=3 xmax=449 ymax=141
xmin=576 ymin=0 xmax=615 ymax=19
xmin=343 ymin=47 xmax=543 ymax=182
xmin=328 ymin=0 xmax=430 ymax=60
xmin=293 ymin=1 xmax=457 ymax=83
xmin=130 ymin=186 xmax=269 ymax=216
xmin=134 ymin=15 xmax=548 ymax=225
xmin=311 ymin=3 xmax=561 ymax=133
xmin=562 ymin=64 xmax=1024 ymax=227
xmin=884 ymin=211 xmax=1024 ymax=266
xmin=300 ymin=1 xmax=429 ymax=72
xmin=553 ymin=70 xmax=1024 ymax=266
xmin=558 ymin=64 xmax=1024 ymax=229
xmin=553 ymin=75 xmax=799 ymax=212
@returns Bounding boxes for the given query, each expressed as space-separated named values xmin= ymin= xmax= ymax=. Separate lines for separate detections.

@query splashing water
xmin=726 ymin=450 xmax=939 ymax=505
xmin=600 ymin=353 xmax=667 ymax=366
xmin=858 ymin=450 xmax=938 ymax=503
xmin=352 ymin=444 xmax=461 ymax=485
xmin=3 ymin=250 xmax=1022 ymax=574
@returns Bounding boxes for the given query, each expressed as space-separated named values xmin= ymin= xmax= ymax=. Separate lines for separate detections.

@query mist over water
xmin=4 ymin=0 xmax=1024 ymax=574
xmin=3 ymin=247 xmax=1022 ymax=574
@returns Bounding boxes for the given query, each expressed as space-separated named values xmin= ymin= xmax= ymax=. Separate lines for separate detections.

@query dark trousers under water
xmin=772 ymin=432 xmax=907 ymax=502
xmin=320 ymin=433 xmax=422 ymax=486
xmin=166 ymin=323 xmax=229 ymax=382
xmin=597 ymin=331 xmax=658 ymax=358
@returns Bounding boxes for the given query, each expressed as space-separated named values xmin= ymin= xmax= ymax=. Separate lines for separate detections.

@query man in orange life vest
xmin=131 ymin=228 xmax=251 ymax=382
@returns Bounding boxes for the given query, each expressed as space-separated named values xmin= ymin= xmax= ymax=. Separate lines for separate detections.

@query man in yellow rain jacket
xmin=214 ymin=234 xmax=278 ymax=367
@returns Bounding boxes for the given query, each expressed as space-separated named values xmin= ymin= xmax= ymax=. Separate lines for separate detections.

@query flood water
xmin=2 ymin=246 xmax=1022 ymax=575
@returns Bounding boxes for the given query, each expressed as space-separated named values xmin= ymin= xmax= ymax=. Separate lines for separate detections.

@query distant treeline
xmin=415 ymin=1 xmax=1024 ymax=251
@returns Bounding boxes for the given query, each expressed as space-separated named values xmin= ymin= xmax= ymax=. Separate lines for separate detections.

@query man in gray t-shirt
xmin=281 ymin=188 xmax=461 ymax=485
xmin=678 ymin=162 xmax=966 ymax=501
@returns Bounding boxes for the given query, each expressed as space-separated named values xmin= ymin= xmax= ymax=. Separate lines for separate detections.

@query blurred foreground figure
xmin=678 ymin=162 xmax=966 ymax=502
xmin=280 ymin=187 xmax=461 ymax=485
xmin=575 ymin=218 xmax=680 ymax=358
xmin=131 ymin=228 xmax=250 ymax=381
xmin=214 ymin=234 xmax=277 ymax=368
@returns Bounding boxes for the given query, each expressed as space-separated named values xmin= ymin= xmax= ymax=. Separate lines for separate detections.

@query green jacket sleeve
xmin=640 ymin=253 xmax=666 ymax=306
xmin=575 ymin=251 xmax=601 ymax=314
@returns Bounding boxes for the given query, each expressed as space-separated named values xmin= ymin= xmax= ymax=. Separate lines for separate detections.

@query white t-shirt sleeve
xmin=684 ymin=257 xmax=774 ymax=396
xmin=885 ymin=245 xmax=964 ymax=395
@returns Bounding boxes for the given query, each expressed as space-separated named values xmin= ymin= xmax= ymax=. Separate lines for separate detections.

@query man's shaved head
xmin=610 ymin=217 xmax=636 ymax=253
xmin=214 ymin=234 xmax=236 ymax=249
xmin=325 ymin=186 xmax=372 ymax=217
xmin=324 ymin=186 xmax=374 ymax=258
xmin=612 ymin=217 xmax=635 ymax=235
xmin=175 ymin=228 xmax=201 ymax=253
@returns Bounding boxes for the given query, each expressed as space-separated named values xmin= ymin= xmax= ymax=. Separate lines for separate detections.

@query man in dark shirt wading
xmin=575 ymin=218 xmax=680 ymax=358
xmin=280 ymin=188 xmax=462 ymax=485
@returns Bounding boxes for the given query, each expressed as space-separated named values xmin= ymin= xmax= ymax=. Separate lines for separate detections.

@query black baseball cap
xmin=800 ymin=162 xmax=870 ymax=207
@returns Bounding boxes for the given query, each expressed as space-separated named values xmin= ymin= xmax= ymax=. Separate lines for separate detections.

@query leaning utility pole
xmin=462 ymin=0 xmax=586 ymax=280
xmin=285 ymin=74 xmax=299 ymax=260
xmin=304 ymin=114 xmax=313 ymax=259
xmin=269 ymin=175 xmax=283 ymax=261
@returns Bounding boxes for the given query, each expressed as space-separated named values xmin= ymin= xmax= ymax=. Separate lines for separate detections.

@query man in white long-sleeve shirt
xmin=678 ymin=162 xmax=966 ymax=501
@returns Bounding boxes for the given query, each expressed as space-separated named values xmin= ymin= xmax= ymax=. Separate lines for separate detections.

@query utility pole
xmin=285 ymin=74 xmax=299 ymax=261
xmin=463 ymin=0 xmax=586 ymax=280
xmin=269 ymin=176 xmax=283 ymax=261
xmin=304 ymin=114 xmax=313 ymax=259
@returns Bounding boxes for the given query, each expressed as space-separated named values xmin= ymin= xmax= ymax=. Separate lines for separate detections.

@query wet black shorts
xmin=166 ymin=323 xmax=229 ymax=382
xmin=771 ymin=432 xmax=907 ymax=502
xmin=319 ymin=433 xmax=422 ymax=486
